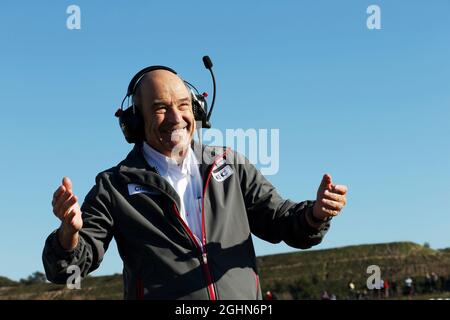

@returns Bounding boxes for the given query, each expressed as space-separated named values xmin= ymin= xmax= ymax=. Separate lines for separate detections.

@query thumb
xmin=62 ymin=176 xmax=73 ymax=192
xmin=320 ymin=174 xmax=332 ymax=190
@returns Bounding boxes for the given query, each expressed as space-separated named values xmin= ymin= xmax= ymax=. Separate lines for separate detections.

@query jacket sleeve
xmin=42 ymin=173 xmax=115 ymax=284
xmin=234 ymin=151 xmax=330 ymax=249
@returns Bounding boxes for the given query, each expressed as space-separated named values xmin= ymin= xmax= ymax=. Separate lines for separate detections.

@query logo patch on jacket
xmin=212 ymin=165 xmax=234 ymax=182
xmin=127 ymin=184 xmax=160 ymax=196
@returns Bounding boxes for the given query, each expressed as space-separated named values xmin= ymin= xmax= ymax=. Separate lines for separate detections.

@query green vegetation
xmin=0 ymin=275 xmax=123 ymax=300
xmin=258 ymin=241 xmax=450 ymax=299
xmin=0 ymin=276 xmax=18 ymax=288
xmin=1 ymin=242 xmax=449 ymax=300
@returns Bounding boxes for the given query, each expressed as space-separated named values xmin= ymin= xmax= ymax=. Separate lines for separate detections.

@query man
xmin=43 ymin=68 xmax=348 ymax=299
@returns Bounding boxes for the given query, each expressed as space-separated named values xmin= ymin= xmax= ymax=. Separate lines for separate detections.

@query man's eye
xmin=155 ymin=107 xmax=167 ymax=114
xmin=179 ymin=103 xmax=190 ymax=110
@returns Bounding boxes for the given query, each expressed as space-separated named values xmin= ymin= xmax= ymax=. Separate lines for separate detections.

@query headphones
xmin=115 ymin=58 xmax=215 ymax=144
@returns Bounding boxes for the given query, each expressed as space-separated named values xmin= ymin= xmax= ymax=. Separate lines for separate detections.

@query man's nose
xmin=165 ymin=106 xmax=183 ymax=124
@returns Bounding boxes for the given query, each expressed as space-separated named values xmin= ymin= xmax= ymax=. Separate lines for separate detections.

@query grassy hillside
xmin=0 ymin=275 xmax=123 ymax=300
xmin=1 ymin=242 xmax=449 ymax=300
xmin=258 ymin=241 xmax=450 ymax=299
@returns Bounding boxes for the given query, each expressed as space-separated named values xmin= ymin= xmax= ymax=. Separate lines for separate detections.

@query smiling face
xmin=134 ymin=70 xmax=195 ymax=160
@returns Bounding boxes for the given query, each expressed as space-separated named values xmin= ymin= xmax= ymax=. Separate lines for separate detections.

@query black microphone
xmin=202 ymin=56 xmax=213 ymax=69
xmin=202 ymin=56 xmax=216 ymax=122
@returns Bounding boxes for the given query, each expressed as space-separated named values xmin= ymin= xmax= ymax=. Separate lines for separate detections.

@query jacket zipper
xmin=171 ymin=149 xmax=230 ymax=300
xmin=199 ymin=149 xmax=231 ymax=300
xmin=172 ymin=203 xmax=216 ymax=300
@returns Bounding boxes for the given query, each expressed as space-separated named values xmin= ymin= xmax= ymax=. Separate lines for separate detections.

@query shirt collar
xmin=142 ymin=141 xmax=196 ymax=177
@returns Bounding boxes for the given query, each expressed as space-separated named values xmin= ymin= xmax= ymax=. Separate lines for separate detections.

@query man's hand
xmin=313 ymin=174 xmax=348 ymax=221
xmin=52 ymin=177 xmax=82 ymax=250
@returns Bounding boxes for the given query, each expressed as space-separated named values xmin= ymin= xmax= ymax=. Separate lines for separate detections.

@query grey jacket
xmin=42 ymin=142 xmax=330 ymax=299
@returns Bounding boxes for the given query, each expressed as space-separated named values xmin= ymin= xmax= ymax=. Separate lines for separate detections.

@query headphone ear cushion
xmin=191 ymin=93 xmax=211 ymax=128
xmin=118 ymin=106 xmax=145 ymax=143
xmin=191 ymin=93 xmax=207 ymax=120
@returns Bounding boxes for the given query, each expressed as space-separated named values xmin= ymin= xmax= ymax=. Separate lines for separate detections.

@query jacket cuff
xmin=48 ymin=229 xmax=82 ymax=258
xmin=303 ymin=201 xmax=332 ymax=230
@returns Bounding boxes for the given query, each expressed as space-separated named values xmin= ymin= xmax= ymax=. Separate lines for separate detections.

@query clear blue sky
xmin=0 ymin=0 xmax=449 ymax=281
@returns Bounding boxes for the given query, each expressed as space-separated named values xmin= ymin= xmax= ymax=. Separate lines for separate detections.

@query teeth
xmin=168 ymin=128 xmax=186 ymax=133
xmin=169 ymin=128 xmax=187 ymax=142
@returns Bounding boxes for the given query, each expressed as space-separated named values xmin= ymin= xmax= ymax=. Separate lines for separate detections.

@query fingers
xmin=52 ymin=177 xmax=76 ymax=219
xmin=324 ymin=190 xmax=347 ymax=205
xmin=331 ymin=184 xmax=348 ymax=195
xmin=53 ymin=189 xmax=73 ymax=218
xmin=53 ymin=187 xmax=67 ymax=211
xmin=315 ymin=178 xmax=348 ymax=219
xmin=320 ymin=206 xmax=340 ymax=216
xmin=52 ymin=185 xmax=65 ymax=201
xmin=62 ymin=177 xmax=73 ymax=192
xmin=321 ymin=198 xmax=344 ymax=212
xmin=320 ymin=174 xmax=333 ymax=190
xmin=65 ymin=203 xmax=80 ymax=223
xmin=60 ymin=195 xmax=78 ymax=218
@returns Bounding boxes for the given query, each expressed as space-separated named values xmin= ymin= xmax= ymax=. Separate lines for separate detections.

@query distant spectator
xmin=264 ymin=290 xmax=278 ymax=300
xmin=347 ymin=280 xmax=356 ymax=299
xmin=321 ymin=291 xmax=330 ymax=300
xmin=404 ymin=277 xmax=414 ymax=297
xmin=425 ymin=272 xmax=432 ymax=293
xmin=438 ymin=275 xmax=446 ymax=293
xmin=390 ymin=275 xmax=399 ymax=297
xmin=383 ymin=278 xmax=390 ymax=298
xmin=348 ymin=281 xmax=355 ymax=290
xmin=431 ymin=272 xmax=439 ymax=292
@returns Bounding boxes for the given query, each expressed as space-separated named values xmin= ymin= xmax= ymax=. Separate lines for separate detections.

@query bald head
xmin=133 ymin=70 xmax=189 ymax=109
xmin=132 ymin=69 xmax=196 ymax=161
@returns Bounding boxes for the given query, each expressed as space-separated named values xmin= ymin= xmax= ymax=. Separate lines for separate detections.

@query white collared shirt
xmin=142 ymin=142 xmax=203 ymax=247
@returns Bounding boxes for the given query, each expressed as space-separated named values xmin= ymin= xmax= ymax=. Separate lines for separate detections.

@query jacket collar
xmin=116 ymin=140 xmax=227 ymax=206
xmin=118 ymin=140 xmax=226 ymax=174
xmin=142 ymin=141 xmax=197 ymax=177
